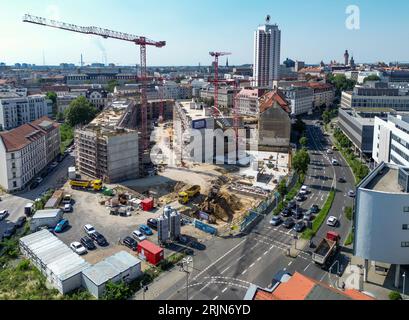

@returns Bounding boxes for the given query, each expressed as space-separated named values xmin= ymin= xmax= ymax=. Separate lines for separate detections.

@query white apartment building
xmin=0 ymin=95 xmax=51 ymax=131
xmin=373 ymin=114 xmax=409 ymax=167
xmin=280 ymin=86 xmax=314 ymax=116
xmin=253 ymin=20 xmax=281 ymax=87
xmin=237 ymin=88 xmax=259 ymax=116
xmin=0 ymin=117 xmax=60 ymax=192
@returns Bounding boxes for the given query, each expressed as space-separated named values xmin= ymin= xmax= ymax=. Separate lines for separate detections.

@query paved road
xmin=0 ymin=153 xmax=75 ymax=235
xmin=156 ymin=116 xmax=357 ymax=300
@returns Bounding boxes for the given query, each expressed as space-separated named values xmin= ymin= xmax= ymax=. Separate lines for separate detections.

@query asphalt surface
xmin=0 ymin=153 xmax=75 ymax=236
xmin=157 ymin=117 xmax=355 ymax=300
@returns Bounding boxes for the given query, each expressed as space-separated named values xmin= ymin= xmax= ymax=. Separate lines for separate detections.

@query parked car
xmin=122 ymin=236 xmax=138 ymax=251
xmin=132 ymin=230 xmax=147 ymax=242
xmin=35 ymin=177 xmax=43 ymax=184
xmin=90 ymin=232 xmax=108 ymax=246
xmin=283 ymin=218 xmax=295 ymax=229
xmin=303 ymin=211 xmax=314 ymax=221
xmin=0 ymin=210 xmax=9 ymax=221
xmin=270 ymin=216 xmax=283 ymax=226
xmin=292 ymin=209 xmax=303 ymax=220
xmin=281 ymin=208 xmax=292 ymax=218
xmin=287 ymin=200 xmax=297 ymax=210
xmin=326 ymin=149 xmax=333 ymax=155
xmin=139 ymin=224 xmax=153 ymax=236
xmin=80 ymin=236 xmax=96 ymax=250
xmin=181 ymin=248 xmax=194 ymax=256
xmin=300 ymin=185 xmax=309 ymax=194
xmin=327 ymin=216 xmax=338 ymax=227
xmin=2 ymin=224 xmax=17 ymax=240
xmin=338 ymin=177 xmax=346 ymax=183
xmin=293 ymin=221 xmax=306 ymax=233
xmin=348 ymin=190 xmax=356 ymax=197
xmin=310 ymin=205 xmax=320 ymax=214
xmin=54 ymin=219 xmax=69 ymax=233
xmin=84 ymin=224 xmax=96 ymax=236
xmin=16 ymin=216 xmax=27 ymax=228
xmin=147 ymin=218 xmax=158 ymax=230
xmin=70 ymin=242 xmax=87 ymax=255
xmin=296 ymin=194 xmax=306 ymax=202
xmin=331 ymin=159 xmax=339 ymax=166
xmin=30 ymin=181 xmax=39 ymax=189
xmin=64 ymin=204 xmax=73 ymax=213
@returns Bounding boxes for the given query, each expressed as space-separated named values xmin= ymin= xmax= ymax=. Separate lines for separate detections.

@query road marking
xmin=320 ymin=273 xmax=327 ymax=282
xmin=221 ymin=265 xmax=231 ymax=274
xmin=286 ymin=230 xmax=292 ymax=235
xmin=257 ymin=257 xmax=262 ymax=262
xmin=304 ymin=264 xmax=311 ymax=272
xmin=288 ymin=261 xmax=293 ymax=266
xmin=222 ymin=287 xmax=228 ymax=293
xmin=192 ymin=239 xmax=246 ymax=281
xmin=237 ymin=254 xmax=246 ymax=261
xmin=241 ymin=269 xmax=248 ymax=275
xmin=263 ymin=251 xmax=268 ymax=256
xmin=200 ymin=282 xmax=211 ymax=292
xmin=213 ymin=296 xmax=219 ymax=300
xmin=250 ymin=263 xmax=255 ymax=268
xmin=283 ymin=268 xmax=287 ymax=271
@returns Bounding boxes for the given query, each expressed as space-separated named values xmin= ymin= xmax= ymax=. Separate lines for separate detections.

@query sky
xmin=1 ymin=0 xmax=408 ymax=66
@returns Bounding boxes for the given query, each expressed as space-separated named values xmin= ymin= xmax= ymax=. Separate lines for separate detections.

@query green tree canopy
xmin=46 ymin=92 xmax=57 ymax=105
xmin=277 ymin=179 xmax=288 ymax=198
xmin=107 ymin=80 xmax=119 ymax=93
xmin=327 ymin=74 xmax=356 ymax=97
xmin=293 ymin=148 xmax=311 ymax=177
xmin=102 ymin=281 xmax=132 ymax=300
xmin=64 ymin=96 xmax=98 ymax=127
xmin=363 ymin=75 xmax=381 ymax=83
xmin=299 ymin=136 xmax=308 ymax=148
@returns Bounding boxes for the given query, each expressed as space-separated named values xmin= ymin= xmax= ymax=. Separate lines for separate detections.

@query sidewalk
xmin=132 ymin=267 xmax=186 ymax=300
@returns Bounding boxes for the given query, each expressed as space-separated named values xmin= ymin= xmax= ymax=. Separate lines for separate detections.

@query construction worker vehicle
xmin=178 ymin=185 xmax=201 ymax=204
xmin=69 ymin=179 xmax=103 ymax=191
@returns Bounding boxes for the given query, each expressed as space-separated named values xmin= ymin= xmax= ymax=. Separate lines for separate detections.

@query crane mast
xmin=22 ymin=14 xmax=166 ymax=151
xmin=209 ymin=52 xmax=231 ymax=117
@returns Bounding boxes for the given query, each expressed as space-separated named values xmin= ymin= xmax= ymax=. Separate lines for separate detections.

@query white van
xmin=300 ymin=185 xmax=308 ymax=195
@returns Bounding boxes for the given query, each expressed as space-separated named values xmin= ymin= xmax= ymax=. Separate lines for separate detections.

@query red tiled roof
xmin=0 ymin=117 xmax=59 ymax=152
xmin=259 ymin=89 xmax=290 ymax=114
xmin=254 ymin=272 xmax=376 ymax=301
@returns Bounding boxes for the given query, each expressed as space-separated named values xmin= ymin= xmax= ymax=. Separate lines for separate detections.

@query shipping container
xmin=137 ymin=240 xmax=164 ymax=266
xmin=141 ymin=198 xmax=154 ymax=212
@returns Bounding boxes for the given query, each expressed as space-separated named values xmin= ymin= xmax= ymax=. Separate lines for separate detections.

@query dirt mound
xmin=201 ymin=189 xmax=243 ymax=223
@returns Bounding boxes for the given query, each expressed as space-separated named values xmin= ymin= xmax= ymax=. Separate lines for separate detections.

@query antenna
xmin=266 ymin=15 xmax=271 ymax=24
xmin=42 ymin=50 xmax=46 ymax=66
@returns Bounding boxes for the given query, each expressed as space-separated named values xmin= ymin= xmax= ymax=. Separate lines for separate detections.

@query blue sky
xmin=1 ymin=0 xmax=408 ymax=66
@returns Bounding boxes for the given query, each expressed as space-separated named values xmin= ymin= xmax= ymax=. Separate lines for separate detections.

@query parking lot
xmin=54 ymin=183 xmax=210 ymax=267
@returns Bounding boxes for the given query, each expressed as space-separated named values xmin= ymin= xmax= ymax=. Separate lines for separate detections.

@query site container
xmin=141 ymin=198 xmax=154 ymax=211
xmin=137 ymin=240 xmax=164 ymax=266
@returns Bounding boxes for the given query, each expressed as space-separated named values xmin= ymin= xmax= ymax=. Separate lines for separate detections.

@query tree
xmin=327 ymin=74 xmax=356 ymax=97
xmin=294 ymin=118 xmax=306 ymax=134
xmin=102 ymin=281 xmax=132 ymax=300
xmin=46 ymin=92 xmax=58 ymax=116
xmin=64 ymin=96 xmax=98 ymax=127
xmin=56 ymin=111 xmax=65 ymax=122
xmin=106 ymin=79 xmax=119 ymax=93
xmin=363 ymin=75 xmax=381 ymax=83
xmin=299 ymin=136 xmax=308 ymax=148
xmin=322 ymin=110 xmax=331 ymax=125
xmin=292 ymin=148 xmax=310 ymax=178
xmin=389 ymin=291 xmax=402 ymax=300
xmin=277 ymin=179 xmax=288 ymax=198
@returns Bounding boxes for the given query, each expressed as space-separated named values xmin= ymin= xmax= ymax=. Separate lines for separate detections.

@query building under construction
xmin=75 ymin=99 xmax=174 ymax=183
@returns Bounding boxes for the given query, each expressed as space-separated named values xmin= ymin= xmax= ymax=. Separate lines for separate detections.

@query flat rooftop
xmin=179 ymin=100 xmax=208 ymax=121
xmin=364 ymin=166 xmax=404 ymax=193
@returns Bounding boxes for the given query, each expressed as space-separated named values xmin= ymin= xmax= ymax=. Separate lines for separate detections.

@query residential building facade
xmin=237 ymin=88 xmax=259 ymax=116
xmin=280 ymin=86 xmax=314 ymax=116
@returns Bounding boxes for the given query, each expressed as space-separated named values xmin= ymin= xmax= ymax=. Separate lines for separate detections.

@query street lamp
xmin=402 ymin=272 xmax=406 ymax=297
xmin=179 ymin=257 xmax=193 ymax=301
xmin=142 ymin=285 xmax=149 ymax=301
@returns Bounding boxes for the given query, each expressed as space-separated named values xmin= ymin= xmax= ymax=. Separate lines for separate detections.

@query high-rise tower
xmin=253 ymin=15 xmax=281 ymax=87
xmin=344 ymin=50 xmax=350 ymax=66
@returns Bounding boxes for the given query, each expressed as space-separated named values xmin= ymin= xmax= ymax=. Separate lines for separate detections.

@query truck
xmin=312 ymin=231 xmax=340 ymax=268
xmin=69 ymin=179 xmax=103 ymax=191
xmin=179 ymin=185 xmax=201 ymax=204
xmin=68 ymin=167 xmax=76 ymax=180
xmin=30 ymin=209 xmax=63 ymax=231
xmin=24 ymin=203 xmax=34 ymax=217
xmin=44 ymin=190 xmax=64 ymax=209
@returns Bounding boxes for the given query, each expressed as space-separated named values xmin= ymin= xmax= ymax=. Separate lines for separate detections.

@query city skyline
xmin=1 ymin=0 xmax=409 ymax=66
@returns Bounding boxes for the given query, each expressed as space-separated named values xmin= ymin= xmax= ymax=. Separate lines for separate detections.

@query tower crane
xmin=209 ymin=52 xmax=231 ymax=117
xmin=22 ymin=14 xmax=166 ymax=151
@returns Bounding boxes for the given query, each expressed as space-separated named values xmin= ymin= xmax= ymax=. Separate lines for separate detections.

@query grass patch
xmin=302 ymin=189 xmax=336 ymax=240
xmin=344 ymin=231 xmax=354 ymax=246
xmin=345 ymin=207 xmax=353 ymax=221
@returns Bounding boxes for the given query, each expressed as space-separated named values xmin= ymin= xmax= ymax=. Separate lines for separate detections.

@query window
xmin=403 ymin=225 xmax=409 ymax=230
xmin=404 ymin=207 xmax=409 ymax=213
xmin=11 ymin=153 xmax=15 ymax=160
xmin=12 ymin=181 xmax=17 ymax=188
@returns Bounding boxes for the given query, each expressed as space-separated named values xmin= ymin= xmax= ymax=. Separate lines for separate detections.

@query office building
xmin=355 ymin=162 xmax=409 ymax=287
xmin=253 ymin=17 xmax=281 ymax=87
xmin=373 ymin=114 xmax=409 ymax=166
xmin=280 ymin=86 xmax=314 ymax=116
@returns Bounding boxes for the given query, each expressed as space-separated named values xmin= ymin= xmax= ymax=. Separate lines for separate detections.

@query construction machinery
xmin=69 ymin=179 xmax=103 ymax=191
xmin=22 ymin=14 xmax=166 ymax=151
xmin=312 ymin=231 xmax=340 ymax=268
xmin=209 ymin=52 xmax=231 ymax=117
xmin=178 ymin=185 xmax=201 ymax=204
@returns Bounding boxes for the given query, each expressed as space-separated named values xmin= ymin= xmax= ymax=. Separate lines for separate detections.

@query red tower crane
xmin=209 ymin=52 xmax=231 ymax=117
xmin=22 ymin=14 xmax=166 ymax=151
